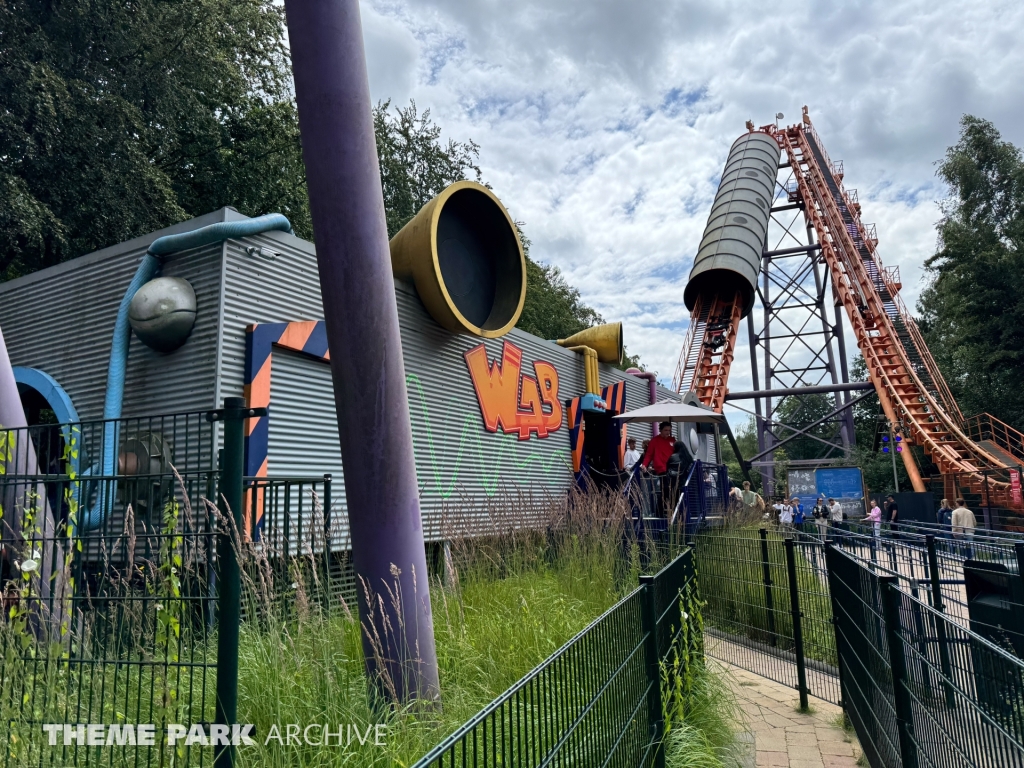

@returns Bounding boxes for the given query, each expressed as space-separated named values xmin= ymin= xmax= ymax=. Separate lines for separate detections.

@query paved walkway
xmin=706 ymin=631 xmax=842 ymax=708
xmin=718 ymin=661 xmax=864 ymax=768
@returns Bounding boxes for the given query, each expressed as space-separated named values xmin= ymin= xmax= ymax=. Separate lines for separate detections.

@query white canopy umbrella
xmin=612 ymin=402 xmax=724 ymax=424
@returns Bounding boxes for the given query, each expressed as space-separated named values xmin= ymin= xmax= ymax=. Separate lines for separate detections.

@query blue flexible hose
xmin=79 ymin=214 xmax=293 ymax=532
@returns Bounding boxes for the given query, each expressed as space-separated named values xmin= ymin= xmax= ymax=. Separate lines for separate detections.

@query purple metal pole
xmin=284 ymin=0 xmax=439 ymax=701
xmin=626 ymin=368 xmax=660 ymax=438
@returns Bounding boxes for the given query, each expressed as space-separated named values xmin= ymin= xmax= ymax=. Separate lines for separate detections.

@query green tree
xmin=0 ymin=0 xmax=644 ymax=367
xmin=723 ymin=359 xmax=914 ymax=498
xmin=517 ymin=258 xmax=601 ymax=340
xmin=847 ymin=356 xmax=911 ymax=497
xmin=0 ymin=4 xmax=481 ymax=280
xmin=515 ymin=232 xmax=643 ymax=369
xmin=770 ymin=393 xmax=844 ymax=463
xmin=0 ymin=0 xmax=309 ymax=280
xmin=519 ymin=257 xmax=645 ymax=370
xmin=371 ymin=103 xmax=649 ymax=367
xmin=375 ymin=100 xmax=482 ymax=238
xmin=918 ymin=115 xmax=1024 ymax=431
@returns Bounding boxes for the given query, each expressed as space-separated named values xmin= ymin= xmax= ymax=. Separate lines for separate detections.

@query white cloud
xmin=357 ymin=0 xmax=1024 ymax=403
xmin=362 ymin=4 xmax=420 ymax=106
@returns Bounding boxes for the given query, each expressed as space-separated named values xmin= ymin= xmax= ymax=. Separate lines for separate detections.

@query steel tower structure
xmin=739 ymin=180 xmax=862 ymax=492
xmin=674 ymin=116 xmax=1024 ymax=509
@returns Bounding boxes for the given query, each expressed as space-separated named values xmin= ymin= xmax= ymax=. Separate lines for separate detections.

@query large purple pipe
xmin=0 ymin=326 xmax=67 ymax=639
xmin=626 ymin=368 xmax=659 ymax=438
xmin=284 ymin=0 xmax=439 ymax=700
xmin=0 ymin=324 xmax=28 ymax=543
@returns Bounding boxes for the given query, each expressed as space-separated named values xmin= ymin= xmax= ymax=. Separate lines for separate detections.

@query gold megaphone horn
xmin=557 ymin=323 xmax=623 ymax=396
xmin=557 ymin=323 xmax=623 ymax=364
xmin=389 ymin=180 xmax=526 ymax=338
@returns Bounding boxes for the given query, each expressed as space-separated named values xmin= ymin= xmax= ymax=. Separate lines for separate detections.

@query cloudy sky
xmin=356 ymin=0 xmax=1024 ymax=422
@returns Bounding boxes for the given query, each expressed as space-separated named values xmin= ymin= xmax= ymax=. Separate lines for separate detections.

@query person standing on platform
xmin=641 ymin=422 xmax=676 ymax=516
xmin=792 ymin=497 xmax=805 ymax=531
xmin=952 ymin=498 xmax=977 ymax=558
xmin=829 ymin=498 xmax=844 ymax=526
xmin=828 ymin=497 xmax=845 ymax=542
xmin=624 ymin=438 xmax=642 ymax=472
xmin=866 ymin=499 xmax=882 ymax=538
xmin=812 ymin=497 xmax=829 ymax=536
xmin=937 ymin=499 xmax=953 ymax=538
xmin=740 ymin=481 xmax=761 ymax=518
xmin=641 ymin=422 xmax=675 ymax=473
xmin=885 ymin=494 xmax=900 ymax=533
xmin=728 ymin=482 xmax=743 ymax=513
xmin=778 ymin=499 xmax=794 ymax=530
xmin=666 ymin=441 xmax=695 ymax=520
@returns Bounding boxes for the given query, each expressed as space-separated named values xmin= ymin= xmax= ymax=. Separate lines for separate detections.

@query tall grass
xmin=662 ymin=664 xmax=742 ymax=768
xmin=661 ymin=582 xmax=742 ymax=768
xmin=1 ymin=481 xmax=741 ymax=767
xmin=234 ymin=566 xmax=628 ymax=765
xmin=233 ymin=485 xmax=653 ymax=766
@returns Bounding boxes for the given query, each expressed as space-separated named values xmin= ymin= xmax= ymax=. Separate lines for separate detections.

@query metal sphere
xmin=128 ymin=276 xmax=197 ymax=353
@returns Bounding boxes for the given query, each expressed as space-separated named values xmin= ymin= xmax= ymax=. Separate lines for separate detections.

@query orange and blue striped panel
xmin=567 ymin=397 xmax=584 ymax=474
xmin=243 ymin=320 xmax=330 ymax=533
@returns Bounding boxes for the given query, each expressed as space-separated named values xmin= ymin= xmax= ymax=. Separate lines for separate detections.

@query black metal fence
xmin=692 ymin=527 xmax=841 ymax=707
xmin=412 ymin=548 xmax=698 ymax=768
xmin=10 ymin=402 xmax=1024 ymax=768
xmin=690 ymin=523 xmax=1024 ymax=766
xmin=0 ymin=411 xmax=220 ymax=768
xmin=3 ymin=404 xmax=705 ymax=768
xmin=827 ymin=543 xmax=1024 ymax=768
xmin=0 ymin=407 xmax=342 ymax=768
xmin=827 ymin=523 xmax=1024 ymax=657
xmin=242 ymin=473 xmax=355 ymax=621
xmin=625 ymin=460 xmax=730 ymax=532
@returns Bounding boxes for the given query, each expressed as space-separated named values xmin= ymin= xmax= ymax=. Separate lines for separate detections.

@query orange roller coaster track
xmin=674 ymin=122 xmax=1024 ymax=510
xmin=671 ymin=291 xmax=742 ymax=413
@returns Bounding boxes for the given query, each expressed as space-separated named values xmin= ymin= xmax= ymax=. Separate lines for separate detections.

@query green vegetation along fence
xmin=0 ymin=410 xmax=221 ymax=768
xmin=243 ymin=472 xmax=357 ymax=620
xmin=9 ymin=396 xmax=1024 ymax=768
xmin=412 ymin=548 xmax=699 ymax=768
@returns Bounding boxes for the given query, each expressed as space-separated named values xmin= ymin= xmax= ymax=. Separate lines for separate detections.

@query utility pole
xmin=878 ymin=414 xmax=901 ymax=494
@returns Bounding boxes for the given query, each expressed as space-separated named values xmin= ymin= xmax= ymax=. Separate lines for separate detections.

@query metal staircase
xmin=673 ymin=296 xmax=712 ymax=394
xmin=800 ymin=129 xmax=963 ymax=423
xmin=671 ymin=292 xmax=741 ymax=413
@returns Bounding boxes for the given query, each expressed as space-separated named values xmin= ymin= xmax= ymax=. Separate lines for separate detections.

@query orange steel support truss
xmin=675 ymin=124 xmax=1022 ymax=510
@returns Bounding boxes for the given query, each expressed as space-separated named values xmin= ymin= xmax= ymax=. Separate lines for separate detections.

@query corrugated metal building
xmin=0 ymin=208 xmax=705 ymax=545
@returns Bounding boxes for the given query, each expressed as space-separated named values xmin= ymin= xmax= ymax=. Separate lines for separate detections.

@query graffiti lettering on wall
xmin=407 ymin=374 xmax=571 ymax=498
xmin=464 ymin=340 xmax=562 ymax=440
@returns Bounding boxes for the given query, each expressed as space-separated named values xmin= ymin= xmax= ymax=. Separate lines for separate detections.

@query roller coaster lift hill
xmin=673 ymin=112 xmax=1024 ymax=518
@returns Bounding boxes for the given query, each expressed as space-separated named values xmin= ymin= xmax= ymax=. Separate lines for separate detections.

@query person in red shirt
xmin=642 ymin=422 xmax=676 ymax=474
xmin=642 ymin=422 xmax=676 ymax=516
